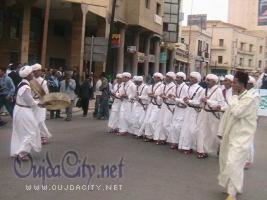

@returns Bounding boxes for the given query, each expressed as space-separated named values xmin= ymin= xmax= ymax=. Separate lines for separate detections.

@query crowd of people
xmin=107 ymin=70 xmax=262 ymax=200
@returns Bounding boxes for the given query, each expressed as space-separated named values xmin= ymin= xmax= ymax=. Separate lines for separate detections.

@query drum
xmin=41 ymin=92 xmax=71 ymax=110
xmin=30 ymin=79 xmax=46 ymax=98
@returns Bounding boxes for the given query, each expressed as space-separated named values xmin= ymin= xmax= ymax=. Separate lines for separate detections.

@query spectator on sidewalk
xmin=80 ymin=75 xmax=93 ymax=117
xmin=97 ymin=73 xmax=110 ymax=120
xmin=93 ymin=74 xmax=103 ymax=118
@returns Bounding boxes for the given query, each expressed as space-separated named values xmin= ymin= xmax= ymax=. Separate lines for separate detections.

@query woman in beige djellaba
xmin=218 ymin=71 xmax=258 ymax=200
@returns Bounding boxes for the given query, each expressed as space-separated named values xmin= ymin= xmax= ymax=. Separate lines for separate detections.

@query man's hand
xmin=201 ymin=97 xmax=208 ymax=103
xmin=183 ymin=97 xmax=189 ymax=104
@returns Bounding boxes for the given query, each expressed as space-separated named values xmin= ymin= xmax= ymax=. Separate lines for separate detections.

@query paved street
xmin=0 ymin=112 xmax=266 ymax=200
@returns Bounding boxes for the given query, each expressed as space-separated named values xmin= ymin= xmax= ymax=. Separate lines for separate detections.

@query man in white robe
xmin=221 ymin=74 xmax=234 ymax=111
xmin=10 ymin=65 xmax=42 ymax=161
xmin=153 ymin=72 xmax=176 ymax=144
xmin=179 ymin=72 xmax=203 ymax=154
xmin=108 ymin=73 xmax=123 ymax=133
xmin=117 ymin=72 xmax=136 ymax=135
xmin=196 ymin=74 xmax=225 ymax=158
xmin=31 ymin=63 xmax=52 ymax=144
xmin=218 ymin=71 xmax=258 ymax=200
xmin=139 ymin=73 xmax=164 ymax=141
xmin=244 ymin=76 xmax=261 ymax=169
xmin=167 ymin=72 xmax=188 ymax=149
xmin=130 ymin=76 xmax=149 ymax=137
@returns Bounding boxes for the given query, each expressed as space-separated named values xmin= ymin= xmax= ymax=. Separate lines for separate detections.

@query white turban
xmin=19 ymin=65 xmax=32 ymax=78
xmin=153 ymin=72 xmax=164 ymax=80
xmin=219 ymin=76 xmax=225 ymax=81
xmin=206 ymin=74 xmax=219 ymax=83
xmin=190 ymin=72 xmax=201 ymax=82
xmin=176 ymin=72 xmax=186 ymax=80
xmin=225 ymin=74 xmax=234 ymax=82
xmin=248 ymin=76 xmax=256 ymax=86
xmin=31 ymin=63 xmax=42 ymax=71
xmin=122 ymin=72 xmax=131 ymax=78
xmin=137 ymin=76 xmax=143 ymax=82
xmin=133 ymin=76 xmax=138 ymax=81
xmin=166 ymin=71 xmax=176 ymax=80
xmin=116 ymin=73 xmax=123 ymax=78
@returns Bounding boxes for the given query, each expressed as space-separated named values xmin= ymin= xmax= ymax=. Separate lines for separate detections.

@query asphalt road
xmin=0 ymin=113 xmax=266 ymax=200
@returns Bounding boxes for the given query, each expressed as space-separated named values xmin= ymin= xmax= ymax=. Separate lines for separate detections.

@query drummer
xmin=10 ymin=65 xmax=42 ymax=161
xmin=31 ymin=63 xmax=52 ymax=144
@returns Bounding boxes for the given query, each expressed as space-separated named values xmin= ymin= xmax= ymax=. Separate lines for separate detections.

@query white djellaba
xmin=10 ymin=65 xmax=41 ymax=160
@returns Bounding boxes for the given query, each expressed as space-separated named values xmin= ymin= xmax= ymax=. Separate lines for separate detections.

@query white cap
xmin=166 ymin=71 xmax=176 ymax=80
xmin=19 ymin=65 xmax=32 ymax=78
xmin=31 ymin=63 xmax=42 ymax=71
xmin=176 ymin=72 xmax=186 ymax=80
xmin=219 ymin=76 xmax=225 ymax=81
xmin=116 ymin=73 xmax=123 ymax=78
xmin=153 ymin=72 xmax=164 ymax=80
xmin=190 ymin=72 xmax=201 ymax=82
xmin=206 ymin=74 xmax=219 ymax=83
xmin=225 ymin=74 xmax=234 ymax=82
xmin=133 ymin=76 xmax=138 ymax=81
xmin=248 ymin=76 xmax=256 ymax=86
xmin=137 ymin=76 xmax=143 ymax=82
xmin=122 ymin=72 xmax=131 ymax=78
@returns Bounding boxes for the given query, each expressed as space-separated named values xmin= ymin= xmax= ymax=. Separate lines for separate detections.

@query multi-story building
xmin=181 ymin=25 xmax=212 ymax=76
xmin=0 ymin=0 xmax=164 ymax=78
xmin=207 ymin=20 xmax=266 ymax=75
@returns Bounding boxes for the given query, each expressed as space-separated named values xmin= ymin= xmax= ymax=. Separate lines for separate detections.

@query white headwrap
xmin=122 ymin=72 xmax=131 ymax=78
xmin=153 ymin=72 xmax=164 ymax=80
xmin=133 ymin=76 xmax=138 ymax=81
xmin=31 ymin=63 xmax=42 ymax=71
xmin=166 ymin=71 xmax=176 ymax=80
xmin=206 ymin=74 xmax=219 ymax=83
xmin=248 ymin=76 xmax=256 ymax=86
xmin=219 ymin=76 xmax=225 ymax=81
xmin=116 ymin=73 xmax=123 ymax=79
xmin=176 ymin=72 xmax=186 ymax=80
xmin=225 ymin=74 xmax=234 ymax=82
xmin=19 ymin=65 xmax=32 ymax=78
xmin=190 ymin=72 xmax=201 ymax=82
xmin=137 ymin=76 xmax=143 ymax=82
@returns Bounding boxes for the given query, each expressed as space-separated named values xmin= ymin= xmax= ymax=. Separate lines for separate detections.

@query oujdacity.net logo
xmin=13 ymin=151 xmax=124 ymax=185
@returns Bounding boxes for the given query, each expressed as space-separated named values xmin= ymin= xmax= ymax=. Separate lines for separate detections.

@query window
xmin=240 ymin=42 xmax=245 ymax=51
xmin=168 ymin=24 xmax=177 ymax=31
xmin=145 ymin=0 xmax=150 ymax=9
xmin=248 ymin=59 xmax=252 ymax=67
xmin=156 ymin=3 xmax=161 ymax=15
xmin=10 ymin=12 xmax=21 ymax=39
xmin=239 ymin=58 xmax=244 ymax=66
xmin=249 ymin=44 xmax=253 ymax=52
xmin=259 ymin=60 xmax=262 ymax=68
xmin=181 ymin=38 xmax=185 ymax=43
xmin=260 ymin=46 xmax=263 ymax=54
xmin=54 ymin=23 xmax=65 ymax=37
xmin=218 ymin=56 xmax=223 ymax=64
xmin=219 ymin=39 xmax=224 ymax=47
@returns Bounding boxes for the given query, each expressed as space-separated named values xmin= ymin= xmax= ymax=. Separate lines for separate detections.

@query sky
xmin=182 ymin=0 xmax=229 ymax=25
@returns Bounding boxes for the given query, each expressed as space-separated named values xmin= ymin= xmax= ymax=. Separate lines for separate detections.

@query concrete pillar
xmin=20 ymin=3 xmax=31 ymax=64
xmin=161 ymin=48 xmax=167 ymax=74
xmin=144 ymin=35 xmax=152 ymax=77
xmin=154 ymin=39 xmax=160 ymax=73
xmin=117 ymin=25 xmax=126 ymax=73
xmin=70 ymin=3 xmax=88 ymax=77
xmin=132 ymin=32 xmax=140 ymax=75
xmin=41 ymin=0 xmax=51 ymax=68
xmin=169 ymin=49 xmax=176 ymax=72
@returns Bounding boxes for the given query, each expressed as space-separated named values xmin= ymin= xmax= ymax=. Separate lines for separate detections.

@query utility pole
xmin=106 ymin=0 xmax=117 ymax=77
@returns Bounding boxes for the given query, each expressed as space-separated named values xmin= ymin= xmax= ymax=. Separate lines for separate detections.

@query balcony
xmin=210 ymin=61 xmax=230 ymax=68
xmin=237 ymin=49 xmax=254 ymax=56
xmin=211 ymin=46 xmax=227 ymax=50
xmin=154 ymin=14 xmax=163 ymax=25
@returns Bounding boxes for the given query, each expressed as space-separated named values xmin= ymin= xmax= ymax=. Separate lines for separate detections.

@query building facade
xmin=181 ymin=25 xmax=212 ymax=76
xmin=207 ymin=21 xmax=266 ymax=75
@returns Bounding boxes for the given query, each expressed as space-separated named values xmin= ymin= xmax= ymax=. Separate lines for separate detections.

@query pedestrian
xmin=8 ymin=63 xmax=22 ymax=89
xmin=79 ymin=75 xmax=93 ymax=117
xmin=0 ymin=66 xmax=15 ymax=117
xmin=93 ymin=74 xmax=103 ymax=117
xmin=10 ymin=65 xmax=42 ymax=161
xmin=218 ymin=71 xmax=258 ymax=200
xmin=60 ymin=71 xmax=76 ymax=121
xmin=256 ymin=66 xmax=267 ymax=89
xmin=31 ymin=63 xmax=52 ymax=144
xmin=178 ymin=72 xmax=203 ymax=154
xmin=196 ymin=74 xmax=225 ymax=158
xmin=97 ymin=73 xmax=111 ymax=120
xmin=167 ymin=72 xmax=188 ymax=149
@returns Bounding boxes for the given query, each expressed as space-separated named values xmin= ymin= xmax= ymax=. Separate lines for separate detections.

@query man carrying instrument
xmin=196 ymin=74 xmax=225 ymax=159
xmin=31 ymin=63 xmax=52 ymax=144
xmin=10 ymin=65 xmax=43 ymax=161
xmin=129 ymin=76 xmax=149 ymax=137
xmin=117 ymin=72 xmax=136 ymax=136
xmin=179 ymin=72 xmax=203 ymax=154
xmin=167 ymin=72 xmax=188 ymax=149
xmin=153 ymin=72 xmax=176 ymax=145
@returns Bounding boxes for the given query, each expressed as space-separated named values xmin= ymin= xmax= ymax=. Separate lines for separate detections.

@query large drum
xmin=30 ymin=79 xmax=46 ymax=98
xmin=41 ymin=92 xmax=71 ymax=110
